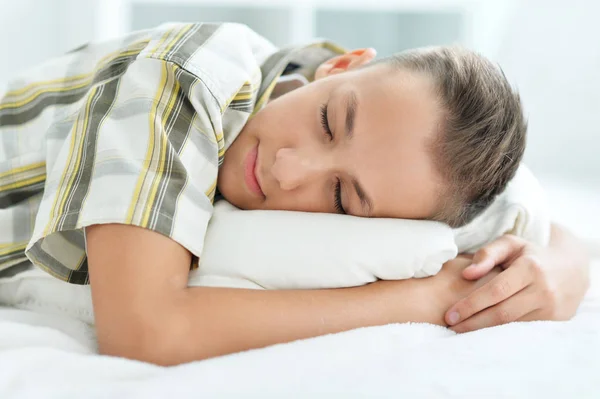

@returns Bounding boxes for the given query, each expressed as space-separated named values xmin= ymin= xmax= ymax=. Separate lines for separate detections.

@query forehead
xmin=353 ymin=64 xmax=440 ymax=127
xmin=344 ymin=65 xmax=444 ymax=219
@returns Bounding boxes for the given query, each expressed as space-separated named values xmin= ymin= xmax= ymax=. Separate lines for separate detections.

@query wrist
xmin=369 ymin=277 xmax=448 ymax=326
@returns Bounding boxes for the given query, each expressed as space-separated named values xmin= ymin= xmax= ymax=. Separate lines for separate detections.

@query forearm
xmin=142 ymin=280 xmax=429 ymax=365
xmin=88 ymin=224 xmax=431 ymax=365
xmin=549 ymin=223 xmax=591 ymax=271
xmin=547 ymin=223 xmax=591 ymax=309
xmin=87 ymin=224 xmax=473 ymax=366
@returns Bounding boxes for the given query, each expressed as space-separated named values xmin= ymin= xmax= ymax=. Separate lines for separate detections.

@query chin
xmin=228 ymin=197 xmax=260 ymax=211
xmin=216 ymin=181 xmax=253 ymax=211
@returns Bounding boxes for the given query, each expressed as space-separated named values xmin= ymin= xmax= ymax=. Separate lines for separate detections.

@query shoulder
xmin=138 ymin=22 xmax=278 ymax=109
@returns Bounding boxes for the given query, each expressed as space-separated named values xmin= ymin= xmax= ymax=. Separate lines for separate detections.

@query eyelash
xmin=320 ymin=104 xmax=333 ymax=141
xmin=334 ymin=179 xmax=345 ymax=214
xmin=320 ymin=103 xmax=344 ymax=214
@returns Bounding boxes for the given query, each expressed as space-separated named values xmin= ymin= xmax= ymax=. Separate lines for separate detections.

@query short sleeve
xmin=26 ymin=57 xmax=222 ymax=284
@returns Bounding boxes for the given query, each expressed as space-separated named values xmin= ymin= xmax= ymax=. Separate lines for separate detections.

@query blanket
xmin=0 ymin=259 xmax=597 ymax=398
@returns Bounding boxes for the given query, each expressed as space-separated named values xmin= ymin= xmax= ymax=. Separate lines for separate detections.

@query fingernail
xmin=448 ymin=312 xmax=460 ymax=325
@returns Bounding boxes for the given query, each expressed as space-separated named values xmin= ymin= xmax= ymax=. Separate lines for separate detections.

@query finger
xmin=446 ymin=259 xmax=534 ymax=326
xmin=517 ymin=305 xmax=567 ymax=323
xmin=463 ymin=235 xmax=526 ymax=280
xmin=461 ymin=258 xmax=495 ymax=280
xmin=472 ymin=234 xmax=526 ymax=267
xmin=451 ymin=286 xmax=540 ymax=333
xmin=517 ymin=309 xmax=543 ymax=322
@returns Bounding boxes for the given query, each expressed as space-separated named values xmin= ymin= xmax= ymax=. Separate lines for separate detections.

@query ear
xmin=314 ymin=48 xmax=377 ymax=80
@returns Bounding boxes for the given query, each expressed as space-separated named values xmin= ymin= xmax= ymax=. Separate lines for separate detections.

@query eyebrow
xmin=351 ymin=178 xmax=374 ymax=217
xmin=345 ymin=90 xmax=358 ymax=138
xmin=342 ymin=90 xmax=373 ymax=216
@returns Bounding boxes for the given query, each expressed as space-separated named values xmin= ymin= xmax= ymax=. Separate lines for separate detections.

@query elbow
xmin=96 ymin=326 xmax=179 ymax=366
xmin=97 ymin=339 xmax=183 ymax=367
xmin=96 ymin=314 xmax=211 ymax=366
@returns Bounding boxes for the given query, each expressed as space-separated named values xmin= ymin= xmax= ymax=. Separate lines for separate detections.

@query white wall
xmin=0 ymin=0 xmax=60 ymax=80
xmin=1 ymin=0 xmax=598 ymax=188
xmin=493 ymin=0 xmax=600 ymax=182
xmin=0 ymin=0 xmax=94 ymax=82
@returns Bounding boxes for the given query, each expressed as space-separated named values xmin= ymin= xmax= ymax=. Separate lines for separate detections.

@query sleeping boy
xmin=0 ymin=22 xmax=588 ymax=365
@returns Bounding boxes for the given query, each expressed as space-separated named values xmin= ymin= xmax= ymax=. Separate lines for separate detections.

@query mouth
xmin=244 ymin=143 xmax=265 ymax=197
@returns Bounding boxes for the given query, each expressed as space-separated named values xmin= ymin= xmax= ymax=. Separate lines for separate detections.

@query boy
xmin=0 ymin=23 xmax=588 ymax=364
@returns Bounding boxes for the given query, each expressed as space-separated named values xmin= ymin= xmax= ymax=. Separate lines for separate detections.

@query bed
xmin=0 ymin=259 xmax=598 ymax=398
xmin=0 ymin=184 xmax=598 ymax=398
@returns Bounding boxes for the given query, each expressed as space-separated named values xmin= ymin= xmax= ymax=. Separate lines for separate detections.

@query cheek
xmin=381 ymin=165 xmax=441 ymax=218
xmin=261 ymin=85 xmax=322 ymax=139
xmin=263 ymin=99 xmax=307 ymax=137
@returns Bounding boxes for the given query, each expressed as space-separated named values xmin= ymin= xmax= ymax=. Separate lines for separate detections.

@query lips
xmin=244 ymin=144 xmax=264 ymax=197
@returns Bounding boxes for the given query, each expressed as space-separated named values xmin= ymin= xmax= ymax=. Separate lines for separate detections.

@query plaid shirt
xmin=0 ymin=22 xmax=343 ymax=284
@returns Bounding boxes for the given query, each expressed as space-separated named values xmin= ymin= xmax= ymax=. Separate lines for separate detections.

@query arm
xmin=445 ymin=223 xmax=590 ymax=332
xmin=86 ymin=223 xmax=424 ymax=365
xmin=547 ymin=223 xmax=591 ymax=277
xmin=86 ymin=223 xmax=495 ymax=366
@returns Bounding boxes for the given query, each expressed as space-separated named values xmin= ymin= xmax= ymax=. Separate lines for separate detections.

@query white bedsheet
xmin=0 ymin=258 xmax=598 ymax=398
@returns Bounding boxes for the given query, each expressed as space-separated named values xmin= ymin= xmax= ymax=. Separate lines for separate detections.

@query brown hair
xmin=380 ymin=46 xmax=527 ymax=227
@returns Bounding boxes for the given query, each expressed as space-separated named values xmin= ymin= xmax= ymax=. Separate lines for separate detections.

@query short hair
xmin=380 ymin=46 xmax=527 ymax=227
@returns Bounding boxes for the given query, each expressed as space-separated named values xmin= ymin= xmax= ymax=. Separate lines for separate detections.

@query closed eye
xmin=334 ymin=178 xmax=346 ymax=214
xmin=321 ymin=103 xmax=345 ymax=214
xmin=320 ymin=103 xmax=333 ymax=140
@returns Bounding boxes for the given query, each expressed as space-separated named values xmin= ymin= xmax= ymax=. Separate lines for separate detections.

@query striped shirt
xmin=0 ymin=22 xmax=343 ymax=284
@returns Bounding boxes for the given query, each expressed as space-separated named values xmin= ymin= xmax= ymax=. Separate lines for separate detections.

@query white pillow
xmin=190 ymin=207 xmax=457 ymax=289
xmin=190 ymin=164 xmax=549 ymax=290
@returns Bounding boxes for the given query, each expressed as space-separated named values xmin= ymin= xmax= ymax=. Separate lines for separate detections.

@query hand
xmin=378 ymin=255 xmax=502 ymax=327
xmin=445 ymin=230 xmax=590 ymax=333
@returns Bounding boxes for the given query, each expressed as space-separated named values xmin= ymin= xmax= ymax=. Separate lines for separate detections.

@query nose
xmin=271 ymin=147 xmax=333 ymax=190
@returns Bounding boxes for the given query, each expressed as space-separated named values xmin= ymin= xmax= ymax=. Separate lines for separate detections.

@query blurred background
xmin=0 ymin=0 xmax=598 ymax=242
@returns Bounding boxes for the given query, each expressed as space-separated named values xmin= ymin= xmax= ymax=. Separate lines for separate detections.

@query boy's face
xmin=218 ymin=59 xmax=444 ymax=219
